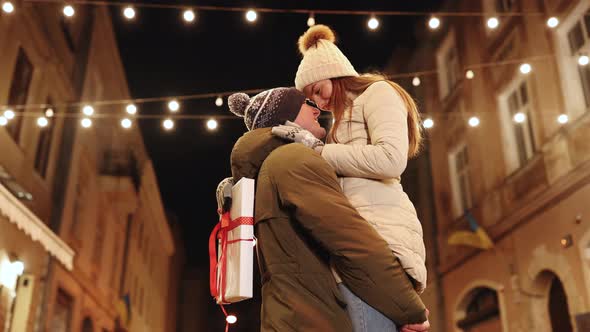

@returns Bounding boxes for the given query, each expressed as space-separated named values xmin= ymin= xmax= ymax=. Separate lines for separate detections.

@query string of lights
xmin=0 ymin=52 xmax=587 ymax=131
xmin=2 ymin=0 xmax=565 ymax=31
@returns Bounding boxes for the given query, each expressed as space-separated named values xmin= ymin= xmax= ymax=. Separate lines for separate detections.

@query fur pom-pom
xmin=228 ymin=93 xmax=250 ymax=117
xmin=298 ymin=24 xmax=336 ymax=55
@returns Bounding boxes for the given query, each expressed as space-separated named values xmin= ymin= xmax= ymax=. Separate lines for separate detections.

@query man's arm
xmin=263 ymin=144 xmax=427 ymax=325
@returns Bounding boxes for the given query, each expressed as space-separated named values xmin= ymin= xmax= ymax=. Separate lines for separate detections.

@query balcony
xmin=100 ymin=149 xmax=141 ymax=192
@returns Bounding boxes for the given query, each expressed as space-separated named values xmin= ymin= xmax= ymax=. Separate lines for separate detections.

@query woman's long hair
xmin=329 ymin=73 xmax=422 ymax=158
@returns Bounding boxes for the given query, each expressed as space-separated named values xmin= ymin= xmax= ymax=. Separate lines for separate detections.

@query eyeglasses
xmin=305 ymin=99 xmax=328 ymax=113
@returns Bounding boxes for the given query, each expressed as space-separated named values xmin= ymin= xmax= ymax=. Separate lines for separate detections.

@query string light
xmin=578 ymin=54 xmax=589 ymax=66
xmin=465 ymin=70 xmax=475 ymax=79
xmin=2 ymin=1 xmax=14 ymax=13
xmin=307 ymin=13 xmax=315 ymax=27
xmin=207 ymin=118 xmax=218 ymax=130
xmin=423 ymin=118 xmax=434 ymax=129
xmin=168 ymin=100 xmax=180 ymax=112
xmin=547 ymin=17 xmax=559 ymax=28
xmin=519 ymin=63 xmax=532 ymax=74
xmin=183 ymin=9 xmax=195 ymax=23
xmin=123 ymin=6 xmax=136 ymax=20
xmin=37 ymin=116 xmax=48 ymax=127
xmin=4 ymin=109 xmax=15 ymax=120
xmin=163 ymin=118 xmax=174 ymax=130
xmin=412 ymin=77 xmax=421 ymax=86
xmin=63 ymin=5 xmax=74 ymax=17
xmin=81 ymin=118 xmax=92 ymax=128
xmin=215 ymin=96 xmax=223 ymax=107
xmin=126 ymin=103 xmax=137 ymax=115
xmin=0 ymin=116 xmax=7 ymax=126
xmin=428 ymin=16 xmax=440 ymax=29
xmin=557 ymin=114 xmax=569 ymax=124
xmin=45 ymin=108 xmax=54 ymax=117
xmin=82 ymin=105 xmax=94 ymax=116
xmin=513 ymin=112 xmax=526 ymax=123
xmin=246 ymin=9 xmax=257 ymax=22
xmin=487 ymin=17 xmax=499 ymax=29
xmin=226 ymin=315 xmax=237 ymax=324
xmin=468 ymin=116 xmax=480 ymax=127
xmin=367 ymin=16 xmax=379 ymax=30
xmin=121 ymin=118 xmax=132 ymax=129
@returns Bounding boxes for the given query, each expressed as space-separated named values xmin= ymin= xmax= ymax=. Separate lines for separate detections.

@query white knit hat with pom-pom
xmin=295 ymin=25 xmax=358 ymax=91
xmin=228 ymin=87 xmax=306 ymax=131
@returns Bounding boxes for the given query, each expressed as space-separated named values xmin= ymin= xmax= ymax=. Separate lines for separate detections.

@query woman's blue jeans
xmin=338 ymin=283 xmax=398 ymax=332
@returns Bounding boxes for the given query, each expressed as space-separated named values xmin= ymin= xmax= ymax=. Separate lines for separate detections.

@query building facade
xmin=0 ymin=2 xmax=178 ymax=331
xmin=400 ymin=0 xmax=590 ymax=331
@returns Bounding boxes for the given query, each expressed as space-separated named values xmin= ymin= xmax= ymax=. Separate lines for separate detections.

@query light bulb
xmin=428 ymin=17 xmax=440 ymax=30
xmin=45 ymin=108 xmax=54 ymax=117
xmin=246 ymin=10 xmax=257 ymax=22
xmin=126 ymin=104 xmax=137 ymax=115
xmin=81 ymin=118 xmax=92 ymax=128
xmin=2 ymin=1 xmax=14 ymax=14
xmin=82 ymin=105 xmax=94 ymax=116
xmin=168 ymin=100 xmax=180 ymax=112
xmin=121 ymin=118 xmax=132 ymax=129
xmin=215 ymin=97 xmax=223 ymax=107
xmin=163 ymin=118 xmax=174 ymax=130
xmin=4 ymin=109 xmax=15 ymax=120
xmin=63 ymin=5 xmax=74 ymax=17
xmin=123 ymin=6 xmax=135 ymax=20
xmin=423 ymin=118 xmax=434 ymax=129
xmin=468 ymin=116 xmax=480 ymax=127
xmin=557 ymin=114 xmax=569 ymax=124
xmin=0 ymin=116 xmax=7 ymax=126
xmin=207 ymin=119 xmax=218 ymax=130
xmin=37 ymin=117 xmax=48 ymax=127
xmin=307 ymin=14 xmax=315 ymax=27
xmin=466 ymin=70 xmax=475 ymax=79
xmin=520 ymin=63 xmax=532 ymax=74
xmin=547 ymin=17 xmax=559 ymax=28
xmin=226 ymin=315 xmax=237 ymax=324
xmin=412 ymin=77 xmax=421 ymax=87
xmin=368 ymin=17 xmax=379 ymax=30
xmin=513 ymin=112 xmax=526 ymax=123
xmin=578 ymin=55 xmax=589 ymax=66
xmin=183 ymin=9 xmax=195 ymax=23
xmin=487 ymin=17 xmax=499 ymax=29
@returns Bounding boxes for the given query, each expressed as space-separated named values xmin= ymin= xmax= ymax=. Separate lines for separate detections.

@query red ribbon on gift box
xmin=209 ymin=212 xmax=254 ymax=303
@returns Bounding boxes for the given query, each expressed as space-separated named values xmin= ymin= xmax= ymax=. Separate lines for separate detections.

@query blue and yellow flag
xmin=448 ymin=211 xmax=494 ymax=249
xmin=115 ymin=293 xmax=132 ymax=328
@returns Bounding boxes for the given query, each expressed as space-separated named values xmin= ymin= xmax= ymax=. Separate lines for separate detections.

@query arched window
xmin=457 ymin=287 xmax=501 ymax=331
xmin=82 ymin=317 xmax=93 ymax=332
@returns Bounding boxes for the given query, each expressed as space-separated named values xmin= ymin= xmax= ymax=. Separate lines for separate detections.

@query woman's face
xmin=303 ymin=79 xmax=333 ymax=111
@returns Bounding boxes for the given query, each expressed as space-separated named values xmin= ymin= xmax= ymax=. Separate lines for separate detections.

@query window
xmin=495 ymin=0 xmax=516 ymax=12
xmin=457 ymin=287 xmax=500 ymax=330
xmin=436 ymin=33 xmax=461 ymax=99
xmin=35 ymin=101 xmax=55 ymax=177
xmin=566 ymin=9 xmax=590 ymax=107
xmin=6 ymin=48 xmax=33 ymax=142
xmin=448 ymin=144 xmax=472 ymax=218
xmin=499 ymin=79 xmax=536 ymax=173
xmin=50 ymin=289 xmax=73 ymax=332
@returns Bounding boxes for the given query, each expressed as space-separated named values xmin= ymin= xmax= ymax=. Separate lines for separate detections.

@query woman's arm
xmin=321 ymin=81 xmax=409 ymax=179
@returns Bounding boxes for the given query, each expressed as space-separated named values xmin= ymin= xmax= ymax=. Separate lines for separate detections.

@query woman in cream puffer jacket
xmin=321 ymin=80 xmax=427 ymax=293
xmin=289 ymin=24 xmax=427 ymax=293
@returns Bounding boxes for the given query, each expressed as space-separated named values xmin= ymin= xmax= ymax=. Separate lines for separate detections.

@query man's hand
xmin=400 ymin=309 xmax=430 ymax=332
xmin=271 ymin=124 xmax=324 ymax=153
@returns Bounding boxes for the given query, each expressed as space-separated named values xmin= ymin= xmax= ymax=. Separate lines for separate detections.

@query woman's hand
xmin=400 ymin=309 xmax=430 ymax=332
xmin=271 ymin=124 xmax=324 ymax=153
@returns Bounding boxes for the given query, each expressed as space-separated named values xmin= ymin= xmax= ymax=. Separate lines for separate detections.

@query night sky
xmin=111 ymin=0 xmax=441 ymax=328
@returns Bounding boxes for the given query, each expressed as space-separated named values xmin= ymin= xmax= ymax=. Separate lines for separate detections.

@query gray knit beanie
xmin=228 ymin=87 xmax=306 ymax=131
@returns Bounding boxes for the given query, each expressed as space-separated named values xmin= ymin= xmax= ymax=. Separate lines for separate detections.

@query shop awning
xmin=0 ymin=182 xmax=74 ymax=270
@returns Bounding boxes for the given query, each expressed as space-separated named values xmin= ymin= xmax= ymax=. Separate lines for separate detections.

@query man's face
xmin=294 ymin=103 xmax=326 ymax=139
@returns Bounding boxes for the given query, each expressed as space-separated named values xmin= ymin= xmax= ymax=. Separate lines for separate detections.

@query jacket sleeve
xmin=321 ymin=81 xmax=409 ymax=179
xmin=264 ymin=144 xmax=427 ymax=325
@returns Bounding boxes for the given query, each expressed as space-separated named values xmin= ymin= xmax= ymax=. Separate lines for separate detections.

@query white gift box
xmin=215 ymin=177 xmax=255 ymax=304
